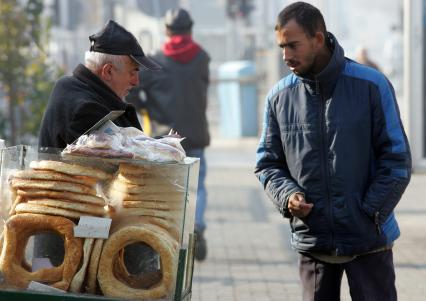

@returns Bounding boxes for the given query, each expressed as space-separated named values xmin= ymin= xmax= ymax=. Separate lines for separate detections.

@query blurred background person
xmin=127 ymin=8 xmax=210 ymax=261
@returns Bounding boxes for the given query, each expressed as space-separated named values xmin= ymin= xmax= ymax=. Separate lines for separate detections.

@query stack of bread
xmin=107 ymin=162 xmax=187 ymax=238
xmin=8 ymin=160 xmax=109 ymax=219
xmin=94 ymin=162 xmax=187 ymax=299
xmin=96 ymin=215 xmax=180 ymax=300
xmin=0 ymin=160 xmax=109 ymax=292
xmin=0 ymin=159 xmax=189 ymax=300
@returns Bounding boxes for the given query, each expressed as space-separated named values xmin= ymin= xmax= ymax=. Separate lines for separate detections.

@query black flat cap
xmin=89 ymin=20 xmax=161 ymax=70
xmin=165 ymin=8 xmax=193 ymax=31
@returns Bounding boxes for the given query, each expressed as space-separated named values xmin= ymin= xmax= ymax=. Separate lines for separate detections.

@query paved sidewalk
xmin=191 ymin=138 xmax=426 ymax=301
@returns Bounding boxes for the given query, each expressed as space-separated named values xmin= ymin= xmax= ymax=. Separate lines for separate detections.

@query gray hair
xmin=84 ymin=51 xmax=127 ymax=72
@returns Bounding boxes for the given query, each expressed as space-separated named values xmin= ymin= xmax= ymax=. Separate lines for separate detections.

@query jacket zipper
xmin=375 ymin=211 xmax=382 ymax=234
xmin=317 ymin=79 xmax=336 ymax=254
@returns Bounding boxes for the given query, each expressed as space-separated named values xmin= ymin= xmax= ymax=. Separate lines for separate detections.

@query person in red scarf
xmin=127 ymin=8 xmax=210 ymax=261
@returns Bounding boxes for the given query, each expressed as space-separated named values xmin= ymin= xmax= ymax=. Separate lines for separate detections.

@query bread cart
xmin=0 ymin=144 xmax=199 ymax=301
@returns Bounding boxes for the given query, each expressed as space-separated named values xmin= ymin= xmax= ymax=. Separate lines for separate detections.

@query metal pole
xmin=403 ymin=0 xmax=426 ymax=170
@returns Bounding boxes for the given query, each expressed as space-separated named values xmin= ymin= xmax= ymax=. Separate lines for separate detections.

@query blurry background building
xmin=2 ymin=0 xmax=424 ymax=169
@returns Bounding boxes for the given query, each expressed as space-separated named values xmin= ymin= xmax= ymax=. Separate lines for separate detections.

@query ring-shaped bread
xmin=0 ymin=213 xmax=83 ymax=290
xmin=97 ymin=223 xmax=177 ymax=299
xmin=112 ymin=223 xmax=178 ymax=290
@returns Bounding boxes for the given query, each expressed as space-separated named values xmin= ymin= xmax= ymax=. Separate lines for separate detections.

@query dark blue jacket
xmin=127 ymin=49 xmax=210 ymax=151
xmin=255 ymin=34 xmax=411 ymax=256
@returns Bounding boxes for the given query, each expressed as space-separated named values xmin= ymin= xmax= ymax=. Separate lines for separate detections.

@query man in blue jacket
xmin=255 ymin=2 xmax=411 ymax=300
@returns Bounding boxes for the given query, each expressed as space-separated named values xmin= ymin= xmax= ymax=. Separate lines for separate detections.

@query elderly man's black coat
xmin=38 ymin=64 xmax=141 ymax=149
xmin=35 ymin=63 xmax=142 ymax=265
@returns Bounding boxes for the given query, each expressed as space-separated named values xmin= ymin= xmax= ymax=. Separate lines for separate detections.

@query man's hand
xmin=288 ymin=193 xmax=313 ymax=218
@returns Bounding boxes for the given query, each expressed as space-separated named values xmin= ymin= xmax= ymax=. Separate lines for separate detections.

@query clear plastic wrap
xmin=0 ymin=145 xmax=199 ymax=301
xmin=63 ymin=122 xmax=186 ymax=163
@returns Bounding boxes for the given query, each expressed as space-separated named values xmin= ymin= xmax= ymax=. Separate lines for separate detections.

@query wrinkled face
xmin=276 ymin=19 xmax=320 ymax=76
xmin=107 ymin=56 xmax=140 ymax=99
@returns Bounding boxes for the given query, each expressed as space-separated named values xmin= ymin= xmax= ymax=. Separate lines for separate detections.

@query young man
xmin=36 ymin=20 xmax=161 ymax=267
xmin=255 ymin=2 xmax=411 ymax=300
xmin=127 ymin=8 xmax=210 ymax=261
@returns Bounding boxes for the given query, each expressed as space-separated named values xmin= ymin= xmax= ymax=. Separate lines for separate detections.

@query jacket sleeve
xmin=254 ymin=95 xmax=303 ymax=218
xmin=361 ymin=77 xmax=412 ymax=224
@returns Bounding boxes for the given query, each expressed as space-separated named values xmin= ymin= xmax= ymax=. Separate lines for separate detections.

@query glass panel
xmin=0 ymin=145 xmax=199 ymax=300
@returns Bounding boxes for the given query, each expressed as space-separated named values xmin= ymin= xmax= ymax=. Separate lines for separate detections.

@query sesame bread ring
xmin=10 ymin=179 xmax=97 ymax=196
xmin=29 ymin=160 xmax=111 ymax=181
xmin=112 ymin=225 xmax=177 ymax=290
xmin=118 ymin=163 xmax=187 ymax=178
xmin=26 ymin=199 xmax=105 ymax=216
xmin=111 ymin=215 xmax=180 ymax=242
xmin=119 ymin=208 xmax=182 ymax=220
xmin=10 ymin=169 xmax=97 ymax=187
xmin=109 ymin=180 xmax=184 ymax=195
xmin=69 ymin=238 xmax=95 ymax=293
xmin=116 ymin=173 xmax=185 ymax=186
xmin=108 ymin=189 xmax=185 ymax=202
xmin=15 ymin=203 xmax=85 ymax=219
xmin=0 ymin=213 xmax=83 ymax=290
xmin=122 ymin=200 xmax=184 ymax=211
xmin=97 ymin=223 xmax=177 ymax=299
xmin=85 ymin=238 xmax=104 ymax=294
xmin=17 ymin=189 xmax=105 ymax=206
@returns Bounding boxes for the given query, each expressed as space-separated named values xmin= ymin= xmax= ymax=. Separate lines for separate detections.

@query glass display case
xmin=0 ymin=145 xmax=199 ymax=301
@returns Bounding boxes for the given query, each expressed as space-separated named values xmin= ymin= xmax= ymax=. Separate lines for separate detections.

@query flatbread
xmin=26 ymin=199 xmax=105 ymax=216
xmin=11 ymin=169 xmax=97 ymax=187
xmin=108 ymin=189 xmax=185 ymax=202
xmin=116 ymin=173 xmax=185 ymax=186
xmin=29 ymin=160 xmax=111 ymax=180
xmin=17 ymin=189 xmax=105 ymax=206
xmin=122 ymin=200 xmax=184 ymax=211
xmin=14 ymin=203 xmax=84 ymax=219
xmin=119 ymin=208 xmax=182 ymax=220
xmin=118 ymin=163 xmax=187 ymax=178
xmin=10 ymin=179 xmax=97 ymax=195
xmin=117 ymin=163 xmax=151 ymax=175
xmin=109 ymin=180 xmax=184 ymax=195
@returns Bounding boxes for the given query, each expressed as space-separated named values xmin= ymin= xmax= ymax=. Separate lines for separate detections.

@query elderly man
xmin=36 ymin=20 xmax=160 ymax=268
xmin=39 ymin=20 xmax=160 ymax=149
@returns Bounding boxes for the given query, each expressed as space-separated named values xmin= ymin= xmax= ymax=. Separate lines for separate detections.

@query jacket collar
xmin=73 ymin=64 xmax=128 ymax=111
xmin=299 ymin=32 xmax=345 ymax=97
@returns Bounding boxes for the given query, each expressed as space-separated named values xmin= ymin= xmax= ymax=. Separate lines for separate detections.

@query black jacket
xmin=38 ymin=64 xmax=141 ymax=149
xmin=255 ymin=34 xmax=411 ymax=256
xmin=128 ymin=49 xmax=210 ymax=150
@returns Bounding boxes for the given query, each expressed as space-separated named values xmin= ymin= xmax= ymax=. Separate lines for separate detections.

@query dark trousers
xmin=299 ymin=250 xmax=397 ymax=301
